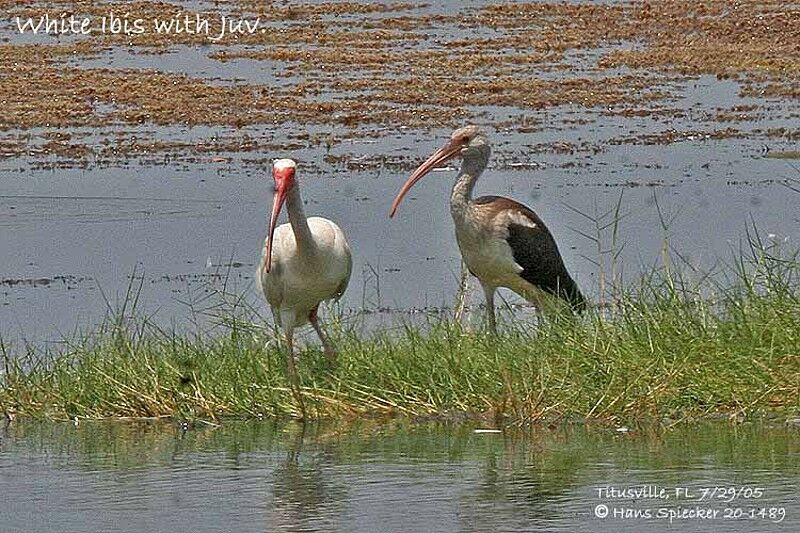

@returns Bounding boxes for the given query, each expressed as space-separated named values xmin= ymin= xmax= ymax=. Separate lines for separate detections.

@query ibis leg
xmin=481 ymin=282 xmax=498 ymax=336
xmin=309 ymin=305 xmax=336 ymax=365
xmin=284 ymin=325 xmax=306 ymax=417
xmin=453 ymin=261 xmax=471 ymax=322
xmin=285 ymin=327 xmax=298 ymax=382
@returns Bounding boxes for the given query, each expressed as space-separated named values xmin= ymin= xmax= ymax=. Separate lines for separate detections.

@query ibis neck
xmin=285 ymin=185 xmax=315 ymax=253
xmin=450 ymin=147 xmax=489 ymax=218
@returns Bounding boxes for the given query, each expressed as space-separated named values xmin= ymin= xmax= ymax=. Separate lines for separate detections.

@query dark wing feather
xmin=475 ymin=196 xmax=586 ymax=312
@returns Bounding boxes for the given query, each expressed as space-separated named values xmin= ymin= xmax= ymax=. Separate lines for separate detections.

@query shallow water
xmin=1 ymin=420 xmax=798 ymax=532
xmin=1 ymin=1 xmax=799 ymax=344
xmin=2 ymin=115 xmax=797 ymax=345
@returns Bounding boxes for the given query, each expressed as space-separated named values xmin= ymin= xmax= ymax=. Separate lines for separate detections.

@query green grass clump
xmin=1 ymin=244 xmax=799 ymax=424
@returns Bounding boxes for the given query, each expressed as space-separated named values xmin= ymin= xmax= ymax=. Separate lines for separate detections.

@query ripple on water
xmin=2 ymin=420 xmax=797 ymax=532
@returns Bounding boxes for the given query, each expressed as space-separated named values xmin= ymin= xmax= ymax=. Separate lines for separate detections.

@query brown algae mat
xmin=0 ymin=0 xmax=797 ymax=160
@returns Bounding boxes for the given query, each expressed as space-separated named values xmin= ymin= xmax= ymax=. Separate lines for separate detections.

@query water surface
xmin=1 ymin=420 xmax=798 ymax=532
xmin=1 ymin=1 xmax=798 ymax=344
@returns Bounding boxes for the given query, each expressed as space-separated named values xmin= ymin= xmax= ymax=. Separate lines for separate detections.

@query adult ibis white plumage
xmin=389 ymin=126 xmax=585 ymax=334
xmin=257 ymin=159 xmax=352 ymax=380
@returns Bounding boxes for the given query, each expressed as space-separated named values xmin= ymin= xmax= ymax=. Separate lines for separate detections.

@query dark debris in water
xmin=0 ymin=275 xmax=92 ymax=288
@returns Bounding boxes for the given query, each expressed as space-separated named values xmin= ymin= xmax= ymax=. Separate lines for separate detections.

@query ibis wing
xmin=335 ymin=248 xmax=353 ymax=301
xmin=475 ymin=196 xmax=586 ymax=311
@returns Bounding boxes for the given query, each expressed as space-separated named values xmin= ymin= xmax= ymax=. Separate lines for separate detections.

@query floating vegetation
xmin=1 ymin=0 xmax=797 ymax=160
xmin=766 ymin=151 xmax=800 ymax=160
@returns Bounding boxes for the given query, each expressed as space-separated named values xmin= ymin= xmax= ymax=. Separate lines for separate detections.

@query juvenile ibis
xmin=389 ymin=126 xmax=585 ymax=334
xmin=257 ymin=159 xmax=352 ymax=380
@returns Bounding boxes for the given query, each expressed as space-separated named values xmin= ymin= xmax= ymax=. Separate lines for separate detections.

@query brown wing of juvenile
xmin=474 ymin=196 xmax=586 ymax=312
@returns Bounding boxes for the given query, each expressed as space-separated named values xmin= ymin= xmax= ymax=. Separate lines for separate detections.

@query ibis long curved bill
xmin=389 ymin=138 xmax=462 ymax=218
xmin=264 ymin=181 xmax=290 ymax=273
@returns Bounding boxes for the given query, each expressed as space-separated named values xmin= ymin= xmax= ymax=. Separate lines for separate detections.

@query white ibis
xmin=389 ymin=126 xmax=585 ymax=334
xmin=257 ymin=159 xmax=352 ymax=381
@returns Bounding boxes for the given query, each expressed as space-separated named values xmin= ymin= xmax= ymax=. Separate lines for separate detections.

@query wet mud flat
xmin=0 ymin=0 xmax=798 ymax=342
